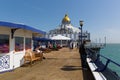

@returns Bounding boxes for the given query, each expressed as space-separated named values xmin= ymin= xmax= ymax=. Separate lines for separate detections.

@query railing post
xmin=95 ymin=59 xmax=110 ymax=72
xmin=94 ymin=54 xmax=100 ymax=63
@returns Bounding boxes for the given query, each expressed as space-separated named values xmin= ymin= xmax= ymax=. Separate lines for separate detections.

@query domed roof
xmin=62 ymin=14 xmax=70 ymax=23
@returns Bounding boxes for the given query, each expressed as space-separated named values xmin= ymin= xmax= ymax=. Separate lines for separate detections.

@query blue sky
xmin=0 ymin=0 xmax=120 ymax=43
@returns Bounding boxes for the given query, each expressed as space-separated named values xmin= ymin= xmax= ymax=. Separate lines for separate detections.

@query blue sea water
xmin=100 ymin=44 xmax=120 ymax=77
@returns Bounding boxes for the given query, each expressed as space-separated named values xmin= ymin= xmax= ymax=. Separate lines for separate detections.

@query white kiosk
xmin=0 ymin=21 xmax=46 ymax=73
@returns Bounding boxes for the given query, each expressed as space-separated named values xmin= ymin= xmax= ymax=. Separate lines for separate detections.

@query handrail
xmin=100 ymin=55 xmax=120 ymax=67
xmin=85 ymin=45 xmax=120 ymax=79
xmin=85 ymin=48 xmax=120 ymax=72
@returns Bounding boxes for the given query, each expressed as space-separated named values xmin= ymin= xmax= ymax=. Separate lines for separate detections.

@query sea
xmin=100 ymin=43 xmax=120 ymax=77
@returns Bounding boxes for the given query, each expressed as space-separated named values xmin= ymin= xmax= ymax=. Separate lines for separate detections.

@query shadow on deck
xmin=61 ymin=65 xmax=82 ymax=71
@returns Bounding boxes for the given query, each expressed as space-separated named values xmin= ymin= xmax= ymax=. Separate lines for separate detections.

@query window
xmin=25 ymin=38 xmax=31 ymax=50
xmin=0 ymin=34 xmax=9 ymax=53
xmin=15 ymin=37 xmax=24 ymax=52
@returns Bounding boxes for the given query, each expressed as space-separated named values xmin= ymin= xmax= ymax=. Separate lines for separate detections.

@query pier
xmin=0 ymin=48 xmax=94 ymax=80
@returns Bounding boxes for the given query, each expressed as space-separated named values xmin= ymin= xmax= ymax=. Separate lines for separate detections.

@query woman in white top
xmin=35 ymin=46 xmax=43 ymax=60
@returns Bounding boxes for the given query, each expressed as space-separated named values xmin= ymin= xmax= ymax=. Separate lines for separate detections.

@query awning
xmin=33 ymin=37 xmax=52 ymax=41
xmin=0 ymin=21 xmax=46 ymax=34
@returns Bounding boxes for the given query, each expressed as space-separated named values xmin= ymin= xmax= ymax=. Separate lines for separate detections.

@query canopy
xmin=0 ymin=21 xmax=46 ymax=34
xmin=50 ymin=35 xmax=71 ymax=40
xmin=33 ymin=37 xmax=52 ymax=42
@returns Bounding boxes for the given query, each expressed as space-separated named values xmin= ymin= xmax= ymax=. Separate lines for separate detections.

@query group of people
xmin=34 ymin=40 xmax=87 ymax=69
xmin=69 ymin=41 xmax=79 ymax=50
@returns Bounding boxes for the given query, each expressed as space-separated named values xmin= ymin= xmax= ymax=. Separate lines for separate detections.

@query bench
xmin=42 ymin=48 xmax=51 ymax=53
xmin=24 ymin=49 xmax=42 ymax=65
xmin=87 ymin=58 xmax=107 ymax=80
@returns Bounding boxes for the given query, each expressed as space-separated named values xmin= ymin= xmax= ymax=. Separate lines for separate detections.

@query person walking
xmin=69 ymin=41 xmax=73 ymax=51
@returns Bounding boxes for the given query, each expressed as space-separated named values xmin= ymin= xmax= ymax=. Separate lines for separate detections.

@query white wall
xmin=0 ymin=27 xmax=10 ymax=34
xmin=0 ymin=27 xmax=33 ymax=72
xmin=0 ymin=27 xmax=13 ymax=72
xmin=13 ymin=29 xmax=32 ymax=68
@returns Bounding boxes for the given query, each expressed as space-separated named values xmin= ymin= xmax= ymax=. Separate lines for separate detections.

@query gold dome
xmin=62 ymin=14 xmax=70 ymax=22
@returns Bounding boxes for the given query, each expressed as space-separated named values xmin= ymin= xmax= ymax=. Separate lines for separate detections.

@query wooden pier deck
xmin=0 ymin=48 xmax=94 ymax=80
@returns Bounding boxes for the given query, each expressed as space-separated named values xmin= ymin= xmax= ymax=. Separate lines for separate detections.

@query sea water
xmin=100 ymin=43 xmax=120 ymax=77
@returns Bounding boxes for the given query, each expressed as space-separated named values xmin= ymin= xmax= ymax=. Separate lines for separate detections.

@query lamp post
xmin=80 ymin=20 xmax=84 ymax=44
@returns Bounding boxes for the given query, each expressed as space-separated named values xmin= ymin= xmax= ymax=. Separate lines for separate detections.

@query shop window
xmin=15 ymin=37 xmax=24 ymax=52
xmin=0 ymin=34 xmax=9 ymax=53
xmin=25 ymin=38 xmax=31 ymax=50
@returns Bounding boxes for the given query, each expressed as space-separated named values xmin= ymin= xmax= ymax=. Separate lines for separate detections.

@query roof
xmin=0 ymin=21 xmax=46 ymax=34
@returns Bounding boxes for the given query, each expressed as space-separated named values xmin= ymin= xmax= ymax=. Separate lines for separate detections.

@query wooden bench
xmin=24 ymin=49 xmax=42 ymax=65
xmin=42 ymin=48 xmax=51 ymax=53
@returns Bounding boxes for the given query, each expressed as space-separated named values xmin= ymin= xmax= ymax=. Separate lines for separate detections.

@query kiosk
xmin=0 ymin=21 xmax=46 ymax=72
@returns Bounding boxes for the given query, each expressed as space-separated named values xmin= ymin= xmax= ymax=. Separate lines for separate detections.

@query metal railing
xmin=85 ymin=48 xmax=120 ymax=78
